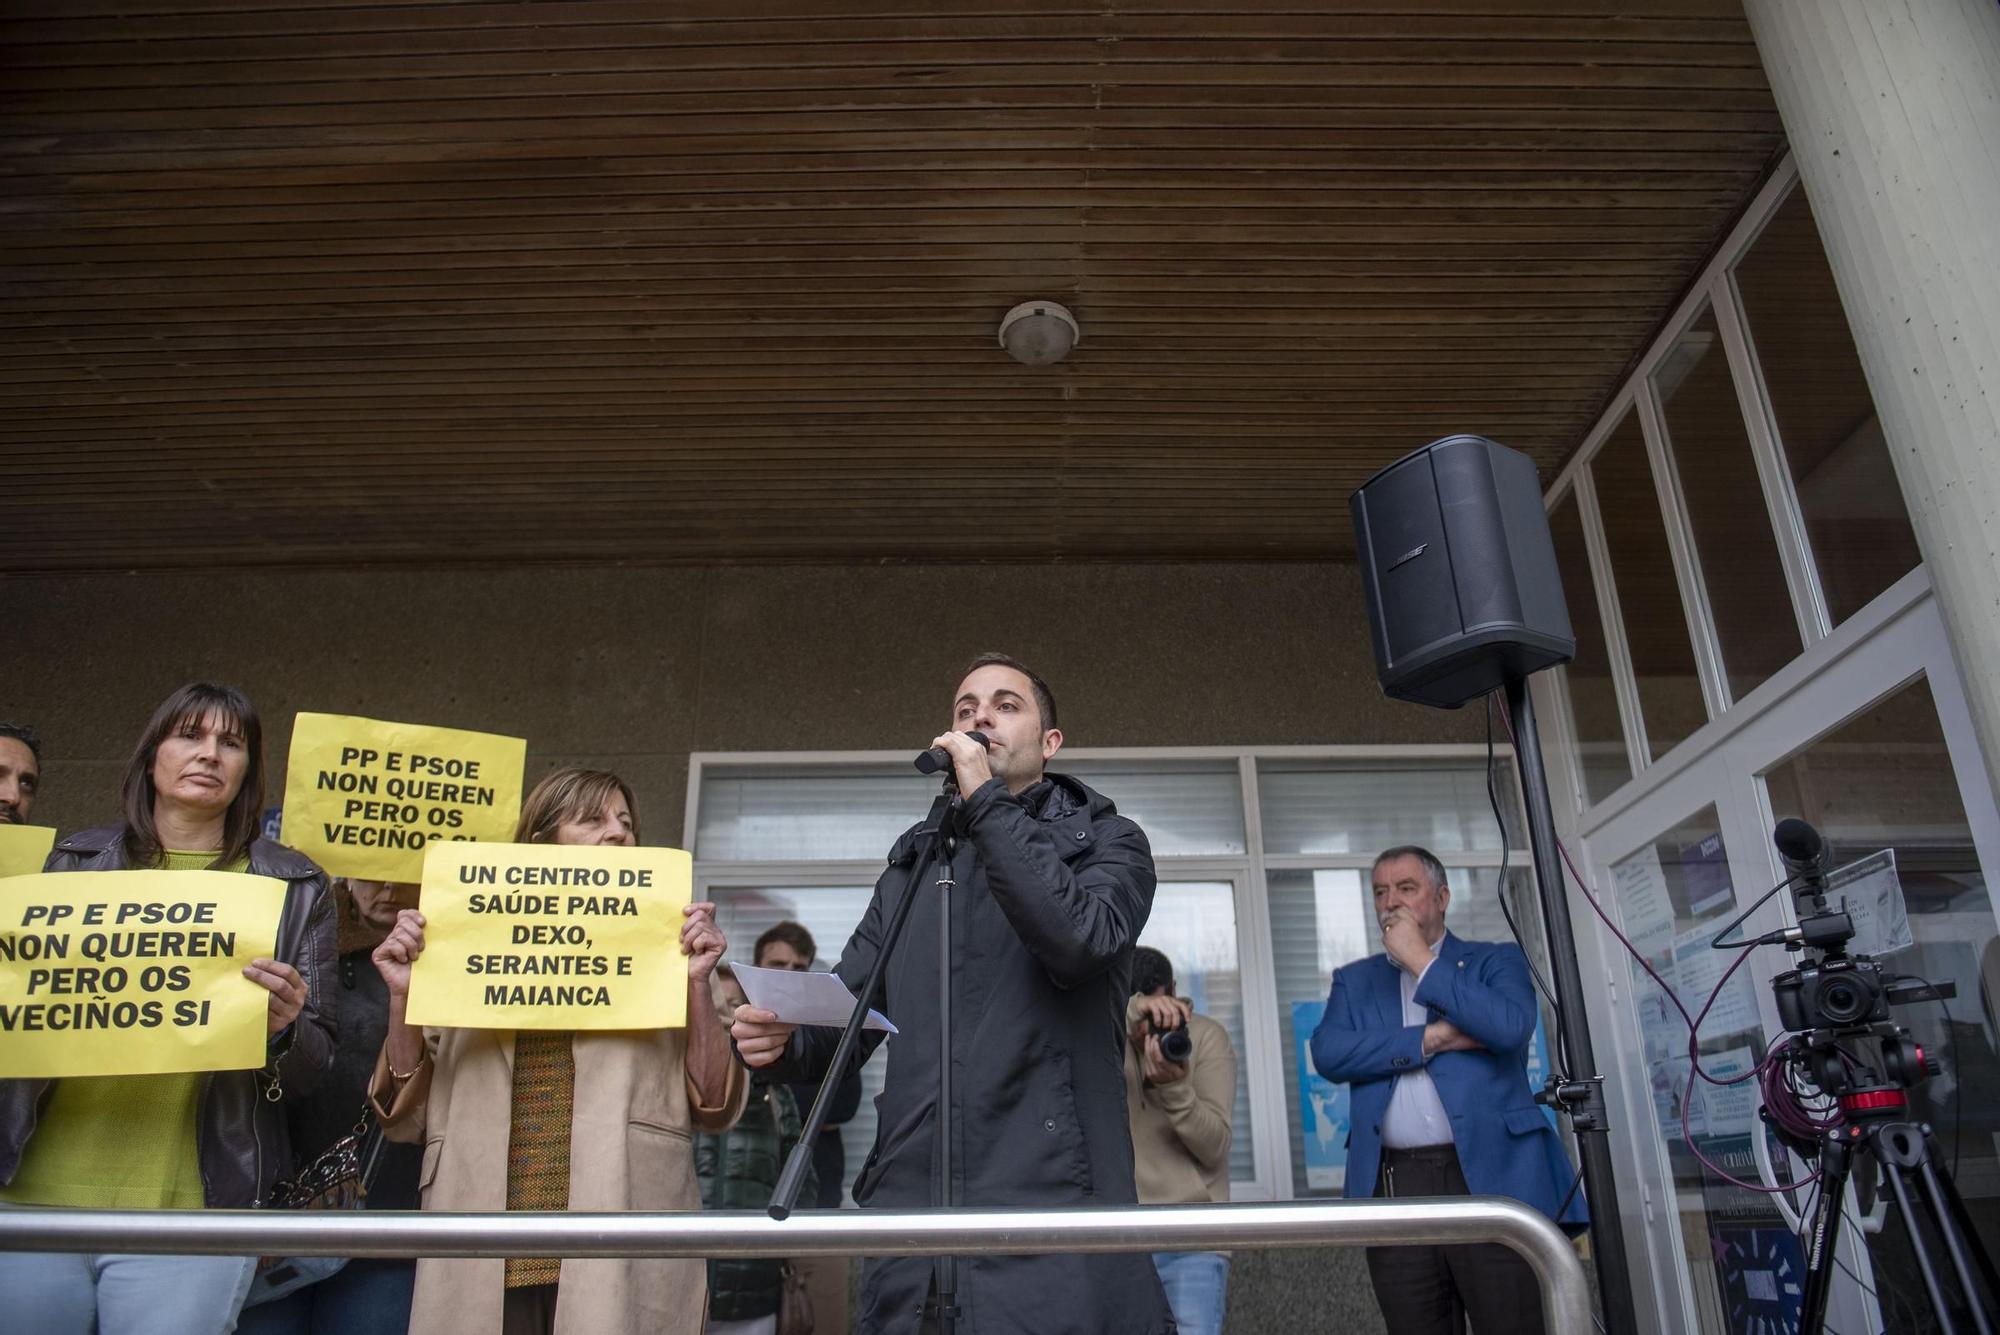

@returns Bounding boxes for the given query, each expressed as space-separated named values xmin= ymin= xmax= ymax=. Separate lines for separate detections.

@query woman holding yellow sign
xmin=368 ymin=766 xmax=747 ymax=1335
xmin=0 ymin=682 xmax=338 ymax=1335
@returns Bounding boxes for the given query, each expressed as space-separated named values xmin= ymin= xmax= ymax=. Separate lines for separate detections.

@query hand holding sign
xmin=681 ymin=901 xmax=724 ymax=986
xmin=372 ymin=908 xmax=427 ymax=998
xmin=243 ymin=957 xmax=307 ymax=1035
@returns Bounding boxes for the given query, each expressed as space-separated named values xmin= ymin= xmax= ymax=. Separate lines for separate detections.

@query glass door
xmin=1576 ymin=589 xmax=2000 ymax=1334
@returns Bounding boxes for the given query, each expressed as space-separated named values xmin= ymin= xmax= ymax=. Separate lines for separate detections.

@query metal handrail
xmin=0 ymin=1197 xmax=1593 ymax=1334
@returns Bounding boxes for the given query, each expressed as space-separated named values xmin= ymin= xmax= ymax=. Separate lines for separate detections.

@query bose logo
xmin=1389 ymin=543 xmax=1428 ymax=570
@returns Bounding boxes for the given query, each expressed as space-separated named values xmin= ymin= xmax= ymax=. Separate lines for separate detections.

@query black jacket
xmin=0 ymin=825 xmax=339 ymax=1208
xmin=768 ymin=773 xmax=1174 ymax=1335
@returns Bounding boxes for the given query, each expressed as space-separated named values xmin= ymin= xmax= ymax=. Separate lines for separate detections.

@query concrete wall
xmin=1 ymin=562 xmax=1480 ymax=841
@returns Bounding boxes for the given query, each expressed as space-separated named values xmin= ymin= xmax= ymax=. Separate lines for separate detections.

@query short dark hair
xmin=1131 ymin=945 xmax=1175 ymax=997
xmin=0 ymin=722 xmax=41 ymax=764
xmin=755 ymin=920 xmax=816 ymax=966
xmin=120 ymin=683 xmax=265 ymax=870
xmin=960 ymin=652 xmax=1059 ymax=732
xmin=1372 ymin=845 xmax=1448 ymax=891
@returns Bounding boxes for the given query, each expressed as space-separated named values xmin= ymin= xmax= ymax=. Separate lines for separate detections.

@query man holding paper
xmin=732 ymin=654 xmax=1173 ymax=1335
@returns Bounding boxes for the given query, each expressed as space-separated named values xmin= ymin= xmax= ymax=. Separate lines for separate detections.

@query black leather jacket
xmin=0 ymin=825 xmax=338 ymax=1208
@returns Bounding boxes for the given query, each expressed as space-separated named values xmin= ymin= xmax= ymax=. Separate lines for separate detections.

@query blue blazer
xmin=1309 ymin=931 xmax=1587 ymax=1229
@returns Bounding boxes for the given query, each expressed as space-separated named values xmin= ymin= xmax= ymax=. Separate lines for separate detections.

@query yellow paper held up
xmin=0 ymin=870 xmax=286 ymax=1078
xmin=282 ymin=712 xmax=526 ymax=883
xmin=405 ymin=841 xmax=691 ymax=1031
xmin=0 ymin=825 xmax=57 ymax=880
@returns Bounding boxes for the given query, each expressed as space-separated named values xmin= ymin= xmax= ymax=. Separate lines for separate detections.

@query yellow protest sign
xmin=282 ymin=713 xmax=526 ymax=883
xmin=405 ymin=842 xmax=691 ymax=1031
xmin=0 ymin=825 xmax=57 ymax=879
xmin=0 ymin=870 xmax=285 ymax=1078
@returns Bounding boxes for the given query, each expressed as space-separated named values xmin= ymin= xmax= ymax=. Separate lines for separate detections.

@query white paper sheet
xmin=1612 ymin=845 xmax=1676 ymax=955
xmin=729 ymin=961 xmax=898 ymax=1034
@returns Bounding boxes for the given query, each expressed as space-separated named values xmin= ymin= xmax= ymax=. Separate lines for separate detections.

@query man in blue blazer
xmin=1311 ymin=845 xmax=1585 ymax=1335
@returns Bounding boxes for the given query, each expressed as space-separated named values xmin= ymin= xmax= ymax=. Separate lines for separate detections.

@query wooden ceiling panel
xmin=0 ymin=0 xmax=1785 ymax=571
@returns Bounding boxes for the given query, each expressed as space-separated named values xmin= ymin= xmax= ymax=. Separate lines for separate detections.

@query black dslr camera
xmin=1771 ymin=953 xmax=1890 ymax=1031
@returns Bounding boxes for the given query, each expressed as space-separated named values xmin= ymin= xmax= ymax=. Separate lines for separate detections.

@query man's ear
xmin=1041 ymin=727 xmax=1064 ymax=763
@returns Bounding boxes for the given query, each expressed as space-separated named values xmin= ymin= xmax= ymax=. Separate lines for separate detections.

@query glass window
xmin=1271 ymin=862 xmax=1553 ymax=1197
xmin=1061 ymin=760 xmax=1245 ymax=856
xmin=1762 ymin=678 xmax=2000 ymax=1305
xmin=1258 ymin=763 xmax=1506 ymax=857
xmin=1591 ymin=409 xmax=1707 ymax=759
xmin=707 ymin=884 xmax=883 ymax=1205
xmin=1653 ymin=307 xmax=1802 ymax=700
xmin=1611 ymin=808 xmax=1788 ymax=1335
xmin=1548 ymin=492 xmax=1633 ymax=805
xmin=1135 ymin=880 xmax=1256 ymax=1184
xmin=695 ymin=766 xmax=934 ymax=861
xmin=1734 ymin=187 xmax=1921 ymax=625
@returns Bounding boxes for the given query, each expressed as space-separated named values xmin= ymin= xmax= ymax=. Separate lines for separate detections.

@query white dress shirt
xmin=1379 ymin=935 xmax=1454 ymax=1149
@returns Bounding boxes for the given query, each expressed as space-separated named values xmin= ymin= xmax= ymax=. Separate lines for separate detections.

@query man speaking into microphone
xmin=732 ymin=653 xmax=1173 ymax=1335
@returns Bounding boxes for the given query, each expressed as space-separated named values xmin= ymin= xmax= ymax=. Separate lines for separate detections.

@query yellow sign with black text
xmin=0 ymin=870 xmax=285 ymax=1078
xmin=282 ymin=713 xmax=526 ymax=883
xmin=404 ymin=842 xmax=690 ymax=1031
xmin=0 ymin=825 xmax=57 ymax=880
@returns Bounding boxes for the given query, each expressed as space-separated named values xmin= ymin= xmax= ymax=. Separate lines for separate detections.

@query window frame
xmin=687 ymin=742 xmax=1527 ymax=1202
xmin=1540 ymin=155 xmax=1910 ymax=818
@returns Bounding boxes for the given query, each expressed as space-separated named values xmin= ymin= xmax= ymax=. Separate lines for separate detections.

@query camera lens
xmin=1817 ymin=977 xmax=1868 ymax=1025
xmin=1159 ymin=1027 xmax=1193 ymax=1064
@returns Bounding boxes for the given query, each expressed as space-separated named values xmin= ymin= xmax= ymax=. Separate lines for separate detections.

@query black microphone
xmin=915 ymin=731 xmax=988 ymax=776
xmin=1773 ymin=817 xmax=1831 ymax=901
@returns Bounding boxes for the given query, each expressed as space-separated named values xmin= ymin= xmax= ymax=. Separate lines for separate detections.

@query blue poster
xmin=1291 ymin=999 xmax=1349 ymax=1190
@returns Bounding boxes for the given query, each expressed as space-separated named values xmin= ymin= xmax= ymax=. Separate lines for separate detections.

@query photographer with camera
xmin=1125 ymin=946 xmax=1235 ymax=1335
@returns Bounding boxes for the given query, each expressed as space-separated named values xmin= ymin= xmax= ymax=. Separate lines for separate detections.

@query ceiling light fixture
xmin=997 ymin=300 xmax=1079 ymax=366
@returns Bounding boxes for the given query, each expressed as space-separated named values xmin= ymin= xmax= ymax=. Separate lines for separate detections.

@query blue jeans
xmin=1152 ymin=1250 xmax=1229 ymax=1335
xmin=0 ymin=1250 xmax=258 ymax=1335
xmin=234 ymin=1259 xmax=416 ymax=1335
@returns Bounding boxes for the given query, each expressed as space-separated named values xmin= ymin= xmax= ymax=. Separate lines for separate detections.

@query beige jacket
xmin=369 ymin=1027 xmax=748 ymax=1335
xmin=1122 ymin=1000 xmax=1235 ymax=1206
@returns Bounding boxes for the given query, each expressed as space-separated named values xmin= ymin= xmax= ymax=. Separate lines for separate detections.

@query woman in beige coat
xmin=368 ymin=767 xmax=747 ymax=1335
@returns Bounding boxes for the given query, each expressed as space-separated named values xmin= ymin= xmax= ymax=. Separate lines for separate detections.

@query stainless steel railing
xmin=0 ymin=1198 xmax=1594 ymax=1334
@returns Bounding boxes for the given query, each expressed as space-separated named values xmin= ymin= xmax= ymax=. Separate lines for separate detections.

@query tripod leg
xmin=1877 ymin=1150 xmax=1967 ymax=1335
xmin=1799 ymin=1133 xmax=1853 ymax=1335
xmin=1906 ymin=1136 xmax=1996 ymax=1335
xmin=1925 ymin=1143 xmax=2000 ymax=1315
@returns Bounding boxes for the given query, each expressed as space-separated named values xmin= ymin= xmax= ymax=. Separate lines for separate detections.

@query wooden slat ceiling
xmin=0 ymin=0 xmax=1786 ymax=571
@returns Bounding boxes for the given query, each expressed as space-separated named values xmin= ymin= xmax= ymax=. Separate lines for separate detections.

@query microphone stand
xmin=767 ymin=772 xmax=965 ymax=1332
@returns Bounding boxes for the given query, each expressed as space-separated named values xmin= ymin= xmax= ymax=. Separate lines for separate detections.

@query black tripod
xmin=768 ymin=773 xmax=967 ymax=1332
xmin=1793 ymin=1079 xmax=1998 ymax=1334
xmin=1759 ymin=819 xmax=2000 ymax=1334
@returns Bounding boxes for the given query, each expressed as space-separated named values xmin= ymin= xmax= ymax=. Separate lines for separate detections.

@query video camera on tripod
xmin=1764 ymin=818 xmax=1943 ymax=1096
xmin=1743 ymin=817 xmax=1997 ymax=1335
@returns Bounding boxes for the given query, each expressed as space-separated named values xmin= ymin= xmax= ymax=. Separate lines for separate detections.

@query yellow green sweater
xmin=0 ymin=849 xmax=250 ymax=1209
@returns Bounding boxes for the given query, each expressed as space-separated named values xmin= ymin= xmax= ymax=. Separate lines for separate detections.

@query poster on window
xmin=1292 ymin=999 xmax=1350 ymax=1190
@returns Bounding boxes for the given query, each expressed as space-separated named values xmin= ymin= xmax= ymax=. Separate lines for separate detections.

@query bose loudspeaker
xmin=1350 ymin=434 xmax=1575 ymax=709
